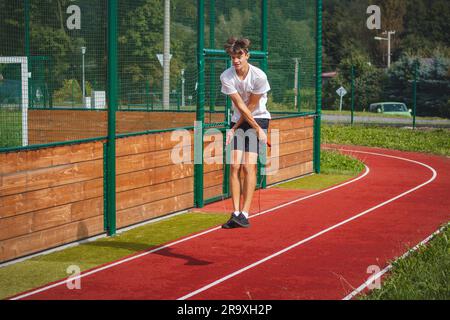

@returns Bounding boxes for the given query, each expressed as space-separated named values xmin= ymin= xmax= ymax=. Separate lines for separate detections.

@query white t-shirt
xmin=220 ymin=64 xmax=271 ymax=122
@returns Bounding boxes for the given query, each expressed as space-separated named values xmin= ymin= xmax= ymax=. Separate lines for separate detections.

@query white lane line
xmin=177 ymin=150 xmax=437 ymax=300
xmin=342 ymin=225 xmax=447 ymax=300
xmin=10 ymin=155 xmax=370 ymax=300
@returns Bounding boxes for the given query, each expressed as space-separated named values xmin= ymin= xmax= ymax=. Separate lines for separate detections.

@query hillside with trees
xmin=323 ymin=0 xmax=449 ymax=117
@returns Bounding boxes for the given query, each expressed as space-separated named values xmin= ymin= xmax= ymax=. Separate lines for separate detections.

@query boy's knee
xmin=242 ymin=164 xmax=256 ymax=175
xmin=230 ymin=163 xmax=241 ymax=175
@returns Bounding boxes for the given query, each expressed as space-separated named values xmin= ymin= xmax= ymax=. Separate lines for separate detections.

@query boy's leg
xmin=222 ymin=149 xmax=244 ymax=229
xmin=230 ymin=149 xmax=244 ymax=213
xmin=241 ymin=151 xmax=258 ymax=215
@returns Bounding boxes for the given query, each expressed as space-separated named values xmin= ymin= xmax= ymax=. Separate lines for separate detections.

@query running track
xmin=11 ymin=145 xmax=450 ymax=300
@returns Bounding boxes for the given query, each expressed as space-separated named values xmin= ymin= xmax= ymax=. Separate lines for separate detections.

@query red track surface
xmin=12 ymin=145 xmax=450 ymax=300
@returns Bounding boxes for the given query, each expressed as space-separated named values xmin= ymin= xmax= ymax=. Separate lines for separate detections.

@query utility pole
xmin=374 ymin=30 xmax=395 ymax=68
xmin=81 ymin=46 xmax=86 ymax=106
xmin=181 ymin=69 xmax=185 ymax=107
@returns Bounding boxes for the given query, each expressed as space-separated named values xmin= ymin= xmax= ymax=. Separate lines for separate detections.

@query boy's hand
xmin=226 ymin=128 xmax=235 ymax=145
xmin=257 ymin=127 xmax=267 ymax=144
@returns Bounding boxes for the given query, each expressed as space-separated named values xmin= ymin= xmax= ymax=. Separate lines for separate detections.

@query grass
xmin=0 ymin=108 xmax=21 ymax=149
xmin=323 ymin=124 xmax=450 ymax=157
xmin=360 ymin=223 xmax=450 ymax=300
xmin=0 ymin=212 xmax=226 ymax=300
xmin=276 ymin=149 xmax=365 ymax=190
xmin=322 ymin=110 xmax=448 ymax=121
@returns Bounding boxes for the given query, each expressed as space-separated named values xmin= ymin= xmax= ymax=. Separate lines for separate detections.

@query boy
xmin=220 ymin=37 xmax=271 ymax=229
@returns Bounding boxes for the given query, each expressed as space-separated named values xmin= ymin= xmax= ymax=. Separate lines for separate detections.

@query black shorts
xmin=230 ymin=118 xmax=270 ymax=154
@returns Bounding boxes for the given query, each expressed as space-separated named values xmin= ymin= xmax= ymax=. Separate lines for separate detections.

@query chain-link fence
xmin=0 ymin=0 xmax=319 ymax=149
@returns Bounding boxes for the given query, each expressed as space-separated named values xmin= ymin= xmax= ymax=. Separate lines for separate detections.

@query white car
xmin=369 ymin=102 xmax=412 ymax=117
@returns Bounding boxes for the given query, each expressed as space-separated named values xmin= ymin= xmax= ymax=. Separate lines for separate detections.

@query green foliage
xmin=324 ymin=52 xmax=386 ymax=111
xmin=387 ymin=50 xmax=450 ymax=117
xmin=118 ymin=0 xmax=164 ymax=90
xmin=53 ymin=79 xmax=92 ymax=104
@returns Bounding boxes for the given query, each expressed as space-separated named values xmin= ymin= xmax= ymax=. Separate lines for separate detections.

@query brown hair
xmin=224 ymin=37 xmax=251 ymax=55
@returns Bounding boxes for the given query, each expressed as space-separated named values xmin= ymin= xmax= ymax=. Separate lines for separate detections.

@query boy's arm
xmin=227 ymin=93 xmax=267 ymax=144
xmin=229 ymin=93 xmax=263 ymax=130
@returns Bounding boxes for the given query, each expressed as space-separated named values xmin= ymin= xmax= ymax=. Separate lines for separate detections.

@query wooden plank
xmin=29 ymin=134 xmax=101 ymax=145
xmin=0 ymin=195 xmax=103 ymax=241
xmin=28 ymin=110 xmax=107 ymax=144
xmin=267 ymin=161 xmax=313 ymax=185
xmin=269 ymin=117 xmax=305 ymax=130
xmin=116 ymin=177 xmax=193 ymax=211
xmin=116 ymin=134 xmax=157 ymax=156
xmin=116 ymin=164 xmax=193 ymax=193
xmin=203 ymin=185 xmax=223 ymax=201
xmin=204 ymin=170 xmax=223 ymax=188
xmin=117 ymin=192 xmax=193 ymax=229
xmin=0 ymin=141 xmax=103 ymax=175
xmin=117 ymin=132 xmax=193 ymax=157
xmin=154 ymin=130 xmax=194 ymax=151
xmin=0 ymin=160 xmax=103 ymax=197
xmin=267 ymin=151 xmax=313 ymax=170
xmin=117 ymin=112 xmax=196 ymax=133
xmin=268 ymin=127 xmax=312 ymax=145
xmin=31 ymin=205 xmax=72 ymax=234
xmin=0 ymin=215 xmax=104 ymax=263
xmin=70 ymin=197 xmax=104 ymax=222
xmin=204 ymin=161 xmax=223 ymax=173
xmin=269 ymin=139 xmax=313 ymax=158
xmin=0 ymin=178 xmax=102 ymax=218
xmin=269 ymin=115 xmax=315 ymax=131
xmin=116 ymin=146 xmax=193 ymax=175
xmin=0 ymin=213 xmax=32 ymax=242
xmin=304 ymin=116 xmax=314 ymax=127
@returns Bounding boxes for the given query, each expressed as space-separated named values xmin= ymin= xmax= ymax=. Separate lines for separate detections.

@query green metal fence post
xmin=413 ymin=62 xmax=418 ymax=129
xmin=195 ymin=0 xmax=205 ymax=208
xmin=351 ymin=65 xmax=355 ymax=125
xmin=260 ymin=0 xmax=268 ymax=189
xmin=297 ymin=60 xmax=301 ymax=112
xmin=146 ymin=80 xmax=150 ymax=111
xmin=313 ymin=0 xmax=322 ymax=174
xmin=71 ymin=79 xmax=75 ymax=108
xmin=209 ymin=0 xmax=216 ymax=112
xmin=25 ymin=0 xmax=31 ymax=108
xmin=225 ymin=59 xmax=232 ymax=126
xmin=261 ymin=0 xmax=268 ymax=72
xmin=106 ymin=0 xmax=118 ymax=236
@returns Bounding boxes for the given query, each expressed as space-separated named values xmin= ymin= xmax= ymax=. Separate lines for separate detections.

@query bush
xmin=53 ymin=79 xmax=92 ymax=105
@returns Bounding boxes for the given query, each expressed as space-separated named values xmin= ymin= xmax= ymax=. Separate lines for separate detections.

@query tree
xmin=388 ymin=50 xmax=450 ymax=117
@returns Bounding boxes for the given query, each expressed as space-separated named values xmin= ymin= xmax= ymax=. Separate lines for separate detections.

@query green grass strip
xmin=323 ymin=125 xmax=450 ymax=156
xmin=275 ymin=150 xmax=365 ymax=190
xmin=322 ymin=110 xmax=448 ymax=121
xmin=361 ymin=223 xmax=450 ymax=300
xmin=0 ymin=213 xmax=227 ymax=300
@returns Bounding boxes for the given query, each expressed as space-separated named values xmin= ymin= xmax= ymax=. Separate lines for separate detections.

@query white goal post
xmin=0 ymin=56 xmax=29 ymax=146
